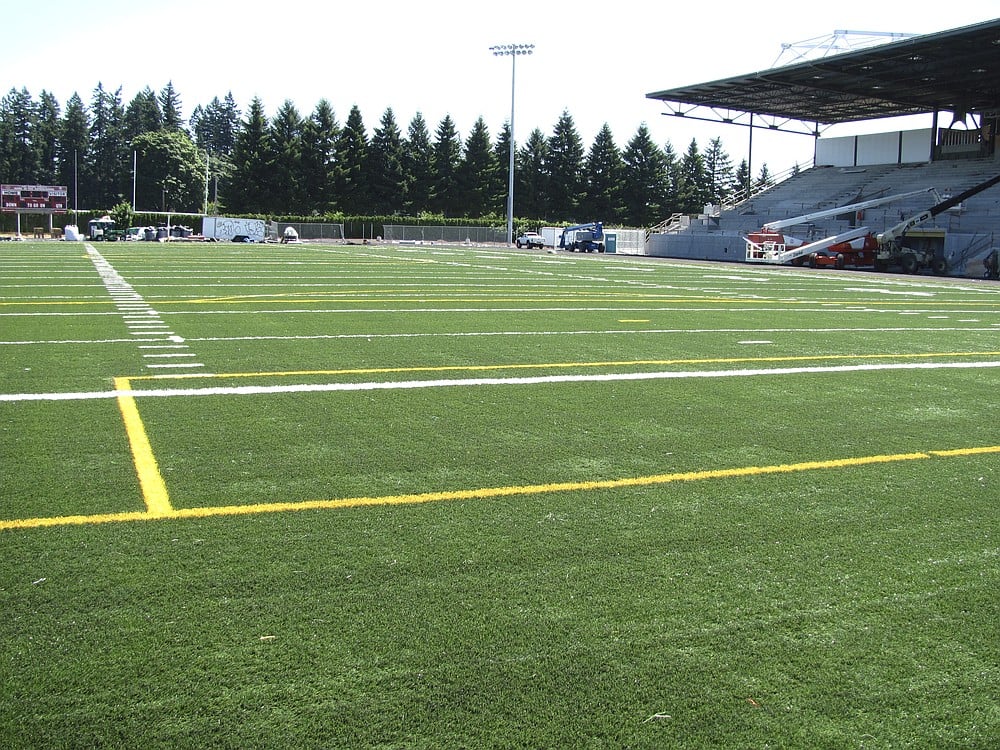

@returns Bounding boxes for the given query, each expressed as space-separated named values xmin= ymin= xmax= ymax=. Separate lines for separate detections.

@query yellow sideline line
xmin=2 ymin=445 xmax=997 ymax=531
xmin=113 ymin=377 xmax=173 ymax=517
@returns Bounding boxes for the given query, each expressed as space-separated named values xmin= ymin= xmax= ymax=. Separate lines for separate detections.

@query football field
xmin=2 ymin=240 xmax=998 ymax=747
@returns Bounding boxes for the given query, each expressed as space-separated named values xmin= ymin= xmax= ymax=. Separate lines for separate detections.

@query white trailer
xmin=540 ymin=227 xmax=561 ymax=248
xmin=202 ymin=216 xmax=266 ymax=243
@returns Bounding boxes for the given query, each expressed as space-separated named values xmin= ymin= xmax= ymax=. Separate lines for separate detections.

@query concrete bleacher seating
xmin=649 ymin=156 xmax=1000 ymax=275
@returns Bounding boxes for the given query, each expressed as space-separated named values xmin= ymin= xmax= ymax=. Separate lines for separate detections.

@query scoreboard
xmin=1 ymin=184 xmax=68 ymax=213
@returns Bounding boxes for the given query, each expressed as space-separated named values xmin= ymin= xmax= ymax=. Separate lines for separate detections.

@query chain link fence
xmin=382 ymin=225 xmax=507 ymax=244
xmin=268 ymin=221 xmax=346 ymax=241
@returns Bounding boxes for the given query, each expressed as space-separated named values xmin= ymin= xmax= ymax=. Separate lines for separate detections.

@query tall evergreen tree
xmin=677 ymin=138 xmax=711 ymax=213
xmin=429 ymin=114 xmax=462 ymax=216
xmin=87 ymin=83 xmax=127 ymax=208
xmin=191 ymin=93 xmax=241 ymax=210
xmin=703 ymin=136 xmax=735 ymax=206
xmin=457 ymin=117 xmax=497 ymax=218
xmin=267 ymin=99 xmax=304 ymax=213
xmin=335 ymin=105 xmax=369 ymax=214
xmin=34 ymin=91 xmax=61 ymax=184
xmin=754 ymin=163 xmax=774 ymax=192
xmin=402 ymin=113 xmax=433 ymax=215
xmin=621 ymin=124 xmax=668 ymax=227
xmin=490 ymin=121 xmax=513 ymax=217
xmin=57 ymin=93 xmax=89 ymax=212
xmin=734 ymin=159 xmax=751 ymax=200
xmin=124 ymin=87 xmax=163 ymax=144
xmin=159 ymin=81 xmax=184 ymax=131
xmin=300 ymin=99 xmax=339 ymax=213
xmin=662 ymin=141 xmax=680 ymax=213
xmin=514 ymin=128 xmax=548 ymax=220
xmin=227 ymin=97 xmax=271 ymax=213
xmin=368 ymin=108 xmax=406 ymax=214
xmin=579 ymin=123 xmax=624 ymax=223
xmin=545 ymin=110 xmax=585 ymax=221
xmin=190 ymin=93 xmax=240 ymax=157
xmin=0 ymin=88 xmax=39 ymax=184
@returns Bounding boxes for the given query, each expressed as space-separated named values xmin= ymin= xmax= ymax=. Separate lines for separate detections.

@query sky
xmin=5 ymin=1 xmax=999 ymax=177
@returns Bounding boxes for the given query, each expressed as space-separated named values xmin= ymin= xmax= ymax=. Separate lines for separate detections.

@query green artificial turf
xmin=1 ymin=241 xmax=997 ymax=748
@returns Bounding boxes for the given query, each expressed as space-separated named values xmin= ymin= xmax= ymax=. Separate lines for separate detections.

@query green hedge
xmin=2 ymin=210 xmax=537 ymax=239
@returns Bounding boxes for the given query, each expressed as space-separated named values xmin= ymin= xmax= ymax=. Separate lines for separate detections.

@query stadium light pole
xmin=490 ymin=43 xmax=534 ymax=245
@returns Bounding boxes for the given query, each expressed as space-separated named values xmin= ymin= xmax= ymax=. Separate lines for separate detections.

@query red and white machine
xmin=744 ymin=188 xmax=933 ymax=269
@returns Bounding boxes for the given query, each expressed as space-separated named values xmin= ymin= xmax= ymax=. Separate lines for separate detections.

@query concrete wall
xmin=646 ymin=232 xmax=745 ymax=261
xmin=606 ymin=228 xmax=648 ymax=255
xmin=816 ymin=129 xmax=933 ymax=167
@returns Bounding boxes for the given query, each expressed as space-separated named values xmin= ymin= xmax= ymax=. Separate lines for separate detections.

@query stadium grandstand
xmin=642 ymin=18 xmax=1000 ymax=278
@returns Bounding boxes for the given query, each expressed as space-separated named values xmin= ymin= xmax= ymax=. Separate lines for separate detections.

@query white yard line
xmin=3 ymin=360 xmax=999 ymax=403
xmin=4 ymin=324 xmax=1000 ymax=347
xmin=85 ymin=244 xmax=206 ymax=373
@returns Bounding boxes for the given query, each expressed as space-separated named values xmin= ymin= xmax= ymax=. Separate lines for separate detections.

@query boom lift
xmin=744 ymin=188 xmax=934 ymax=268
xmin=559 ymin=222 xmax=605 ymax=252
xmin=874 ymin=172 xmax=1000 ymax=273
xmin=745 ymin=174 xmax=1000 ymax=274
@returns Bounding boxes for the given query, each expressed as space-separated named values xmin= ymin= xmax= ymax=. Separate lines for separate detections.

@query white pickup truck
xmin=515 ymin=231 xmax=544 ymax=249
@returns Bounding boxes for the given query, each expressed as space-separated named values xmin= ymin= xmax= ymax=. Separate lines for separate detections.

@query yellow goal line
xmin=2 ymin=444 xmax=997 ymax=531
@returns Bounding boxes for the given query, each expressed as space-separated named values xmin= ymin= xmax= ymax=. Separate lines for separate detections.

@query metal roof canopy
xmin=646 ymin=18 xmax=1000 ymax=134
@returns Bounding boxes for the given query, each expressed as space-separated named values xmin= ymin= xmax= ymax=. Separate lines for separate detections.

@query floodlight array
xmin=489 ymin=43 xmax=535 ymax=57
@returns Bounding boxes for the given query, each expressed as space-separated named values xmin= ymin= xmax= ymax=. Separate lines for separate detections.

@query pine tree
xmin=57 ymin=93 xmax=89 ymax=212
xmin=621 ymin=124 xmax=668 ymax=227
xmin=754 ymin=163 xmax=774 ymax=192
xmin=546 ymin=110 xmax=585 ymax=221
xmin=580 ymin=123 xmax=624 ymax=222
xmin=429 ymin=114 xmax=461 ymax=216
xmin=402 ymin=113 xmax=433 ymax=215
xmin=515 ymin=128 xmax=548 ymax=220
xmin=190 ymin=93 xmax=239 ymax=156
xmin=703 ymin=136 xmax=735 ymax=206
xmin=159 ymin=81 xmax=184 ymax=131
xmin=368 ymin=108 xmax=406 ymax=214
xmin=0 ymin=88 xmax=39 ymax=184
xmin=268 ymin=100 xmax=304 ymax=214
xmin=734 ymin=159 xmax=750 ymax=198
xmin=124 ymin=88 xmax=163 ymax=144
xmin=662 ymin=141 xmax=680 ymax=212
xmin=300 ymin=99 xmax=339 ymax=213
xmin=335 ymin=105 xmax=369 ymax=214
xmin=87 ymin=83 xmax=127 ymax=208
xmin=34 ymin=91 xmax=61 ymax=184
xmin=490 ymin=122 xmax=513 ymax=217
xmin=227 ymin=97 xmax=271 ymax=213
xmin=677 ymin=138 xmax=711 ymax=213
xmin=457 ymin=117 xmax=497 ymax=218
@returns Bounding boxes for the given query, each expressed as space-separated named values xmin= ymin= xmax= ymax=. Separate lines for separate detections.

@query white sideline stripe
xmin=6 ymin=305 xmax=1000 ymax=319
xmin=6 ymin=326 xmax=999 ymax=347
xmin=2 ymin=360 xmax=999 ymax=403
